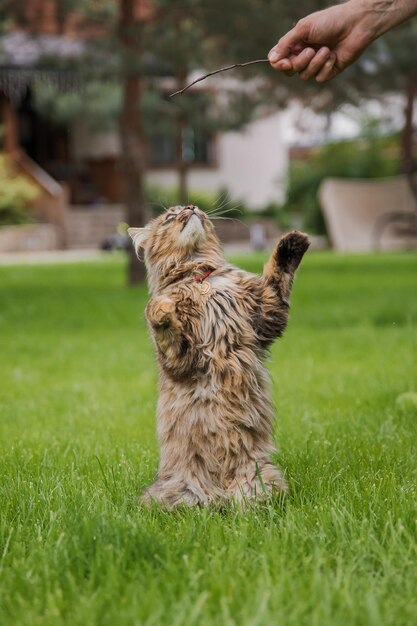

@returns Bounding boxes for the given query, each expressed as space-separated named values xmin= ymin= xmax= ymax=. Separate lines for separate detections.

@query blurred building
xmin=1 ymin=1 xmax=413 ymax=252
xmin=0 ymin=0 xmax=289 ymax=220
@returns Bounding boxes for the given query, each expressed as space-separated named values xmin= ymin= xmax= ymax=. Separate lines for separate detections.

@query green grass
xmin=1 ymin=252 xmax=417 ymax=626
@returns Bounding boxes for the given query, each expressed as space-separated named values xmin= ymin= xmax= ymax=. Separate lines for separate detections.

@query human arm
xmin=268 ymin=0 xmax=417 ymax=83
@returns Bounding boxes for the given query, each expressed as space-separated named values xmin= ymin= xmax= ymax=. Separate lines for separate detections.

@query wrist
xmin=351 ymin=0 xmax=412 ymax=41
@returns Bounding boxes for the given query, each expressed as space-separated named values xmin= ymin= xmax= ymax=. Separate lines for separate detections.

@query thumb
xmin=268 ymin=21 xmax=309 ymax=63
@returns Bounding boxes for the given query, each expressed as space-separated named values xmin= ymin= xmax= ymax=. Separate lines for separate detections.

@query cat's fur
xmin=129 ymin=205 xmax=309 ymax=507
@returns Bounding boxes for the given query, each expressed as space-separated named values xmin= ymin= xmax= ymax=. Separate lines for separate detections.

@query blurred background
xmin=0 ymin=0 xmax=416 ymax=282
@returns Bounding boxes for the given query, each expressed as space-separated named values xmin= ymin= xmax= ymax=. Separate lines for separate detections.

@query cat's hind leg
xmin=140 ymin=478 xmax=211 ymax=509
xmin=227 ymin=462 xmax=287 ymax=506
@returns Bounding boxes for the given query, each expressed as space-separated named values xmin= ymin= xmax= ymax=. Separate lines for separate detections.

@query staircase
xmin=65 ymin=205 xmax=125 ymax=249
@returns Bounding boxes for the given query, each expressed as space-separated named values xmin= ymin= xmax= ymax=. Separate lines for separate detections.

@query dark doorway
xmin=17 ymin=89 xmax=71 ymax=183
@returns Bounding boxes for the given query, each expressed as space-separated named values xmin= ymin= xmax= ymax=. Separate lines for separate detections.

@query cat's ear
xmin=128 ymin=227 xmax=149 ymax=256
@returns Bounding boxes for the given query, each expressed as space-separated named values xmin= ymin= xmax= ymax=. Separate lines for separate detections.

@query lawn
xmin=1 ymin=251 xmax=417 ymax=626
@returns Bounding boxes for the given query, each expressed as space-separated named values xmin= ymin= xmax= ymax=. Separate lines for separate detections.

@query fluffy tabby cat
xmin=129 ymin=205 xmax=309 ymax=507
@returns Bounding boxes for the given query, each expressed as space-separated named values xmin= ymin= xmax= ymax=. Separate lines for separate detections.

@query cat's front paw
xmin=146 ymin=297 xmax=179 ymax=330
xmin=275 ymin=230 xmax=310 ymax=273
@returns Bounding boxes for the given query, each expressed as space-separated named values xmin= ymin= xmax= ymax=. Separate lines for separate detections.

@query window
xmin=149 ymin=126 xmax=215 ymax=167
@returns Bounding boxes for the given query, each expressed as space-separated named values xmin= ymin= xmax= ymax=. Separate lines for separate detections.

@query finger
xmin=275 ymin=58 xmax=292 ymax=73
xmin=286 ymin=47 xmax=316 ymax=75
xmin=315 ymin=53 xmax=338 ymax=83
xmin=271 ymin=44 xmax=310 ymax=74
xmin=299 ymin=47 xmax=331 ymax=81
xmin=268 ymin=20 xmax=310 ymax=64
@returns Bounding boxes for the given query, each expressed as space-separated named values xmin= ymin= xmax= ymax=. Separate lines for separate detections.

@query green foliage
xmin=0 ymin=253 xmax=417 ymax=625
xmin=32 ymin=81 xmax=122 ymax=131
xmin=0 ymin=156 xmax=38 ymax=226
xmin=285 ymin=134 xmax=400 ymax=234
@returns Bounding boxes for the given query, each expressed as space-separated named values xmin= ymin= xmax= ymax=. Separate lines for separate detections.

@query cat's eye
xmin=164 ymin=214 xmax=177 ymax=224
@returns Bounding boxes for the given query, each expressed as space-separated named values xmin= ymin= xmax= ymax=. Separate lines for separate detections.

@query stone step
xmin=65 ymin=205 xmax=125 ymax=249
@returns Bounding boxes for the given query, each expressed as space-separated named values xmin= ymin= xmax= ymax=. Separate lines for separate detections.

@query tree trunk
xmin=175 ymin=73 xmax=189 ymax=205
xmin=400 ymin=76 xmax=417 ymax=206
xmin=119 ymin=0 xmax=147 ymax=284
xmin=1 ymin=96 xmax=19 ymax=153
xmin=401 ymin=77 xmax=416 ymax=174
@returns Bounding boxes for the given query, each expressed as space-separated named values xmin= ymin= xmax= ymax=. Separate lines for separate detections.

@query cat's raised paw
xmin=146 ymin=297 xmax=178 ymax=329
xmin=276 ymin=231 xmax=310 ymax=274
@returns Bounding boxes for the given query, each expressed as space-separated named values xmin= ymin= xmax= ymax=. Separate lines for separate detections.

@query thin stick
xmin=168 ymin=59 xmax=269 ymax=97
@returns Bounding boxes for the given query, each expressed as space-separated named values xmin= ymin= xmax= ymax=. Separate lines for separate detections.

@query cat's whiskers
xmin=212 ymin=191 xmax=229 ymax=211
xmin=205 ymin=194 xmax=235 ymax=215
xmin=213 ymin=198 xmax=232 ymax=214
xmin=146 ymin=199 xmax=169 ymax=215
xmin=207 ymin=203 xmax=232 ymax=216
xmin=209 ymin=216 xmax=249 ymax=228
xmin=207 ymin=203 xmax=242 ymax=215
xmin=208 ymin=205 xmax=244 ymax=218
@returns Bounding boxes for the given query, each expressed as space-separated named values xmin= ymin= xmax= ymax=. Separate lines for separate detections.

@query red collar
xmin=194 ymin=269 xmax=214 ymax=284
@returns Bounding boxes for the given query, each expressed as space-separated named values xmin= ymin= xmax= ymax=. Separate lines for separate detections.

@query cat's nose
xmin=184 ymin=205 xmax=195 ymax=213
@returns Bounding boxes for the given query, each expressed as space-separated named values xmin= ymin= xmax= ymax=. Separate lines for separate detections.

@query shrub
xmin=284 ymin=135 xmax=399 ymax=234
xmin=0 ymin=156 xmax=39 ymax=226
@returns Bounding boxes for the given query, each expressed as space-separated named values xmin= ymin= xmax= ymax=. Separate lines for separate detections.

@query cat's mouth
xmin=178 ymin=210 xmax=206 ymax=246
xmin=184 ymin=213 xmax=203 ymax=228
xmin=179 ymin=207 xmax=204 ymax=229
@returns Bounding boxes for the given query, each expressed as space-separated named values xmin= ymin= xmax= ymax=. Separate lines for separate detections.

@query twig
xmin=168 ymin=59 xmax=269 ymax=97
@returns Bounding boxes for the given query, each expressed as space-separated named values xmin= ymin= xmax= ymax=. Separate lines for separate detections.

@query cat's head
xmin=128 ymin=205 xmax=223 ymax=291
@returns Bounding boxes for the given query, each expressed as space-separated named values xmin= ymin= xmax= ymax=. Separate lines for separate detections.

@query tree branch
xmin=168 ymin=59 xmax=269 ymax=97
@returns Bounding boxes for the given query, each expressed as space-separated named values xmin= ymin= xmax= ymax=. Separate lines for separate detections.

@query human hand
xmin=268 ymin=1 xmax=376 ymax=83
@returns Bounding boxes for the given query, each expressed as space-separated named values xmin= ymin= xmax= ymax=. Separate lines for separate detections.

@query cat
xmin=129 ymin=205 xmax=309 ymax=507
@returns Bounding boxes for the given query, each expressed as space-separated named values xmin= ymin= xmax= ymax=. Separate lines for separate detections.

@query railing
xmin=10 ymin=149 xmax=69 ymax=247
